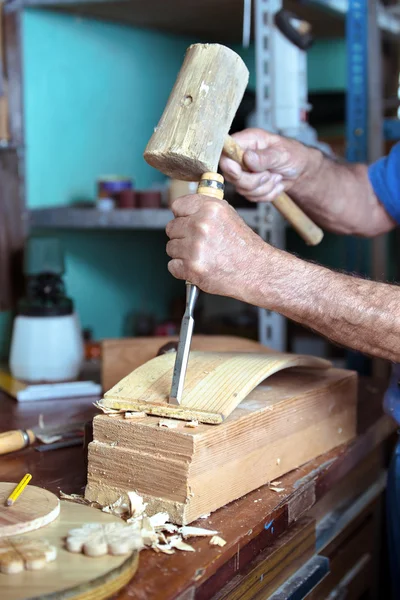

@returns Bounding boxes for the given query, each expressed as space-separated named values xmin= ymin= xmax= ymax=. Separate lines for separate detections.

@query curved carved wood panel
xmin=101 ymin=351 xmax=331 ymax=424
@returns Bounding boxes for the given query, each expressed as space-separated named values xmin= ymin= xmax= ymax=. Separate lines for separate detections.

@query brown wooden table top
xmin=0 ymin=379 xmax=395 ymax=600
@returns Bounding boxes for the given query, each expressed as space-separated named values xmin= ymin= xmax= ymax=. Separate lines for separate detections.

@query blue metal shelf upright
xmin=346 ymin=0 xmax=368 ymax=164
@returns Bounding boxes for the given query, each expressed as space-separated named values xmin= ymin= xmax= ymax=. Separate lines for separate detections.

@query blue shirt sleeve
xmin=368 ymin=142 xmax=400 ymax=223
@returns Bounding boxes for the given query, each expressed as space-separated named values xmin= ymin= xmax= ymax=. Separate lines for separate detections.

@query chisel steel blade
xmin=169 ymin=283 xmax=199 ymax=405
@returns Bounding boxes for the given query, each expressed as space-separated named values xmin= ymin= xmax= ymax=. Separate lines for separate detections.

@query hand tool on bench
xmin=0 ymin=420 xmax=86 ymax=455
xmin=144 ymin=43 xmax=324 ymax=405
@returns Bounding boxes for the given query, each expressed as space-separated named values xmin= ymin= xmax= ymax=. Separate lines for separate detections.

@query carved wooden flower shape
xmin=66 ymin=522 xmax=143 ymax=557
xmin=0 ymin=538 xmax=57 ymax=574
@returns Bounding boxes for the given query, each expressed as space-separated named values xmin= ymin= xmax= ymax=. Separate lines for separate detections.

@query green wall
xmin=20 ymin=9 xmax=199 ymax=341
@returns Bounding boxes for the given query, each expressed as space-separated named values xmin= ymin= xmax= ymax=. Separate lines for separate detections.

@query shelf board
xmin=6 ymin=0 xmax=400 ymax=40
xmin=29 ymin=206 xmax=260 ymax=230
xmin=5 ymin=0 xmax=247 ymax=43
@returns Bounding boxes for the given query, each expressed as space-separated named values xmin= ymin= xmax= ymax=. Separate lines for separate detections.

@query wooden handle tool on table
xmin=0 ymin=429 xmax=36 ymax=455
xmin=0 ymin=421 xmax=87 ymax=455
xmin=223 ymin=136 xmax=323 ymax=246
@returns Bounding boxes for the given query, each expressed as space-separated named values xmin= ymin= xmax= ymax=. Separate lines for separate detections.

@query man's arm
xmin=262 ymin=248 xmax=400 ymax=362
xmin=219 ymin=129 xmax=396 ymax=237
xmin=166 ymin=196 xmax=400 ymax=362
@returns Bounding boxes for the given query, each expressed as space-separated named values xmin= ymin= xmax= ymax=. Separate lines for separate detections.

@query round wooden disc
xmin=0 ymin=501 xmax=139 ymax=600
xmin=0 ymin=483 xmax=60 ymax=538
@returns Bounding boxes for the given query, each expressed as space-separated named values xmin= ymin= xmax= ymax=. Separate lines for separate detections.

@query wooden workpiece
xmin=86 ymin=367 xmax=357 ymax=524
xmin=102 ymin=335 xmax=274 ymax=391
xmin=100 ymin=350 xmax=331 ymax=423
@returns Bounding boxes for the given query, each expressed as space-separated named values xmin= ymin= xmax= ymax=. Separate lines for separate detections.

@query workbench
xmin=0 ymin=381 xmax=395 ymax=600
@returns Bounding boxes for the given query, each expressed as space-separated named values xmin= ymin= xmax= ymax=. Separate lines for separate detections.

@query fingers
xmin=167 ymin=259 xmax=185 ymax=280
xmin=219 ymin=155 xmax=243 ymax=181
xmin=244 ymin=181 xmax=285 ymax=203
xmin=166 ymin=238 xmax=195 ymax=260
xmin=243 ymin=146 xmax=290 ymax=174
xmin=228 ymin=128 xmax=273 ymax=151
xmin=165 ymin=216 xmax=187 ymax=239
xmin=219 ymin=159 xmax=284 ymax=203
xmin=235 ymin=171 xmax=282 ymax=192
xmin=170 ymin=195 xmax=204 ymax=217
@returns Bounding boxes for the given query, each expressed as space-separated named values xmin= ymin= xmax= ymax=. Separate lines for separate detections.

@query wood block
xmin=101 ymin=335 xmax=273 ymax=391
xmin=0 ymin=483 xmax=60 ymax=537
xmin=100 ymin=351 xmax=331 ymax=424
xmin=86 ymin=368 xmax=357 ymax=524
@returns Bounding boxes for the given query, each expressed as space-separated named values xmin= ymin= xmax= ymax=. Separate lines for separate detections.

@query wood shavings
xmin=152 ymin=543 xmax=175 ymax=555
xmin=159 ymin=419 xmax=178 ymax=429
xmin=179 ymin=526 xmax=218 ymax=539
xmin=149 ymin=512 xmax=170 ymax=528
xmin=101 ymin=496 xmax=129 ymax=517
xmin=127 ymin=491 xmax=147 ymax=518
xmin=199 ymin=513 xmax=211 ymax=519
xmin=210 ymin=535 xmax=226 ymax=547
xmin=124 ymin=411 xmax=147 ymax=419
xmin=93 ymin=401 xmax=124 ymax=414
xmin=141 ymin=517 xmax=160 ymax=546
xmin=0 ymin=538 xmax=56 ymax=574
xmin=269 ymin=487 xmax=285 ymax=493
xmin=66 ymin=523 xmax=142 ymax=557
xmin=185 ymin=420 xmax=199 ymax=428
xmin=60 ymin=489 xmax=222 ymax=557
xmin=158 ymin=522 xmax=178 ymax=534
xmin=168 ymin=536 xmax=195 ymax=552
xmin=270 ymin=481 xmax=282 ymax=486
xmin=59 ymin=491 xmax=98 ymax=507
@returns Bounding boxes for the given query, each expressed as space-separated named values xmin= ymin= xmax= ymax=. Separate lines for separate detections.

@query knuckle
xmin=190 ymin=261 xmax=206 ymax=279
xmin=193 ymin=220 xmax=209 ymax=237
xmin=204 ymin=198 xmax=227 ymax=218
xmin=165 ymin=221 xmax=173 ymax=237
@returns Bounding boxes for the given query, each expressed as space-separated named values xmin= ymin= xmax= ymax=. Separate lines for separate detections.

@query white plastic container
xmin=10 ymin=313 xmax=84 ymax=382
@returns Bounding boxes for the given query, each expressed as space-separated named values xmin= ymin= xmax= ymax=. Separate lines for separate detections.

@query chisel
xmin=169 ymin=282 xmax=199 ymax=405
xmin=0 ymin=421 xmax=86 ymax=455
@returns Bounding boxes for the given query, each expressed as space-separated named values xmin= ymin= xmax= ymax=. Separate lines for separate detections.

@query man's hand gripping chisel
xmin=144 ymin=43 xmax=324 ymax=405
xmin=169 ymin=173 xmax=225 ymax=405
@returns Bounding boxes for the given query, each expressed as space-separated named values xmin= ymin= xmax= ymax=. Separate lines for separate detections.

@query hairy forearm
xmin=289 ymin=148 xmax=395 ymax=237
xmin=250 ymin=247 xmax=400 ymax=362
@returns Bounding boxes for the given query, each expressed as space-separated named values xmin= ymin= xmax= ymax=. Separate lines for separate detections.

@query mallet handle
xmin=223 ymin=136 xmax=323 ymax=246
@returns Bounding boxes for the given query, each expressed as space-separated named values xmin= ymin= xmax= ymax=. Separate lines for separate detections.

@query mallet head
xmin=144 ymin=44 xmax=249 ymax=181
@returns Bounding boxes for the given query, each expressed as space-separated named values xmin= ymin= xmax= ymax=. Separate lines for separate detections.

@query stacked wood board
xmin=86 ymin=363 xmax=357 ymax=524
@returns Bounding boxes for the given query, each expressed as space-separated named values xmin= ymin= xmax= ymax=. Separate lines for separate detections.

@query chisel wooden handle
xmin=223 ymin=135 xmax=323 ymax=246
xmin=0 ymin=429 xmax=36 ymax=455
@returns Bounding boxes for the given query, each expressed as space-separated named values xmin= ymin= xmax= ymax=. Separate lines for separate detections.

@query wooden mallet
xmin=144 ymin=43 xmax=323 ymax=247
xmin=144 ymin=43 xmax=323 ymax=405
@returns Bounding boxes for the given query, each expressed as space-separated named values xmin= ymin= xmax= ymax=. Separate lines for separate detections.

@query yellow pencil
xmin=6 ymin=474 xmax=32 ymax=506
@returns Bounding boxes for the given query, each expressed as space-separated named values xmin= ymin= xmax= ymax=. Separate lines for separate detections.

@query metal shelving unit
xmin=29 ymin=207 xmax=261 ymax=230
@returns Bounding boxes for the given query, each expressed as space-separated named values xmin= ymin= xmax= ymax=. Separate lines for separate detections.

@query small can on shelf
xmin=137 ymin=190 xmax=162 ymax=208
